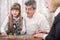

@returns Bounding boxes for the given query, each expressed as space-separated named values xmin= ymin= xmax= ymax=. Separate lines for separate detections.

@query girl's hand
xmin=20 ymin=31 xmax=25 ymax=35
xmin=1 ymin=32 xmax=7 ymax=36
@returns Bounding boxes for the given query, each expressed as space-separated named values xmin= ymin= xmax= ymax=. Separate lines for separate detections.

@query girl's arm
xmin=21 ymin=18 xmax=26 ymax=35
xmin=1 ymin=16 xmax=8 ymax=33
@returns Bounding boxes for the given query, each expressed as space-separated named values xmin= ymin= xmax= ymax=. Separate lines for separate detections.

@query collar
xmin=32 ymin=11 xmax=37 ymax=18
xmin=53 ymin=7 xmax=60 ymax=17
xmin=13 ymin=17 xmax=20 ymax=21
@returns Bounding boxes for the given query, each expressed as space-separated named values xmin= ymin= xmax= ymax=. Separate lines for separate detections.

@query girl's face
xmin=11 ymin=9 xmax=19 ymax=17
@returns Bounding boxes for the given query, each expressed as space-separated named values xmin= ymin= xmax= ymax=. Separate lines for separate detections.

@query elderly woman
xmin=34 ymin=0 xmax=60 ymax=40
xmin=45 ymin=0 xmax=60 ymax=40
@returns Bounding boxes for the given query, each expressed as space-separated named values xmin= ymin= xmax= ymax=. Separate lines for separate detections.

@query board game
xmin=0 ymin=35 xmax=42 ymax=40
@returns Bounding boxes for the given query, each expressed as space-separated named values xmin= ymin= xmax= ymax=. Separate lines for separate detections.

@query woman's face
xmin=11 ymin=9 xmax=19 ymax=17
xmin=46 ymin=0 xmax=54 ymax=13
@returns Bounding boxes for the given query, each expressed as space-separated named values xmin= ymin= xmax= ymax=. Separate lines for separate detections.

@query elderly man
xmin=23 ymin=0 xmax=50 ymax=37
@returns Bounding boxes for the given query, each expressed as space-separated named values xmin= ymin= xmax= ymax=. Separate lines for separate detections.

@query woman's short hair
xmin=48 ymin=0 xmax=60 ymax=11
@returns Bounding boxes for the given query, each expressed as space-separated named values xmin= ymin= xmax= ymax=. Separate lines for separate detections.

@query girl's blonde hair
xmin=8 ymin=3 xmax=22 ymax=32
xmin=48 ymin=0 xmax=60 ymax=11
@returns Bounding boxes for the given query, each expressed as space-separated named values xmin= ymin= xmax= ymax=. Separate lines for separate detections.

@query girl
xmin=1 ymin=3 xmax=26 ymax=36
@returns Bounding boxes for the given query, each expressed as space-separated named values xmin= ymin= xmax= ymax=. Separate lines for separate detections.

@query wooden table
xmin=0 ymin=35 xmax=42 ymax=40
xmin=0 ymin=37 xmax=42 ymax=40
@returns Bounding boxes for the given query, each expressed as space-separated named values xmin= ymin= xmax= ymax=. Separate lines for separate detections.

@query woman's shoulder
xmin=56 ymin=7 xmax=60 ymax=13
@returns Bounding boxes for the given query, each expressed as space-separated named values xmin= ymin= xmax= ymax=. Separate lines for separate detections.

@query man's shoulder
xmin=37 ymin=13 xmax=46 ymax=19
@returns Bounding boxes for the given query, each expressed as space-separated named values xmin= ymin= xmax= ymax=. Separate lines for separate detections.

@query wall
xmin=0 ymin=0 xmax=52 ymax=27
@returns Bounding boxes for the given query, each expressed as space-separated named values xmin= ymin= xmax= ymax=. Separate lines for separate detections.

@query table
xmin=0 ymin=37 xmax=42 ymax=40
xmin=0 ymin=35 xmax=42 ymax=40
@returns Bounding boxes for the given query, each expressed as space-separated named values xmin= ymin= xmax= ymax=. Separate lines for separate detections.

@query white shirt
xmin=1 ymin=16 xmax=26 ymax=33
xmin=23 ymin=12 xmax=50 ymax=35
xmin=53 ymin=7 xmax=60 ymax=20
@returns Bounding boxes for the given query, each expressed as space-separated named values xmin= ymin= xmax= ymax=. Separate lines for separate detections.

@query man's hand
xmin=33 ymin=29 xmax=47 ymax=35
xmin=33 ymin=33 xmax=43 ymax=38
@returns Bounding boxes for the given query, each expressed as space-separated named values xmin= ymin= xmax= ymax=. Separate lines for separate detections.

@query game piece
xmin=13 ymin=38 xmax=17 ymax=40
xmin=16 ymin=35 xmax=22 ymax=38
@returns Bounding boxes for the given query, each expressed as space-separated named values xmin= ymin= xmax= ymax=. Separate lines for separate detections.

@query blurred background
xmin=0 ymin=0 xmax=53 ymax=28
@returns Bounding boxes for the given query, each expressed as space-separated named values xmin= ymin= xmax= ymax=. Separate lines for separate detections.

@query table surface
xmin=0 ymin=37 xmax=42 ymax=40
xmin=0 ymin=35 xmax=42 ymax=40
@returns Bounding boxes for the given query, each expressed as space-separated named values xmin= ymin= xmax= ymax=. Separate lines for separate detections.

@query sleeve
xmin=55 ymin=20 xmax=60 ymax=39
xmin=45 ymin=14 xmax=60 ymax=40
xmin=45 ymin=23 xmax=56 ymax=40
xmin=1 ymin=16 xmax=8 ymax=33
xmin=43 ymin=34 xmax=48 ymax=40
xmin=39 ymin=15 xmax=50 ymax=33
xmin=21 ymin=18 xmax=26 ymax=33
xmin=45 ymin=19 xmax=60 ymax=40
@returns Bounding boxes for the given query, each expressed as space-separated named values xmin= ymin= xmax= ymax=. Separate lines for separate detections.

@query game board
xmin=0 ymin=35 xmax=42 ymax=40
